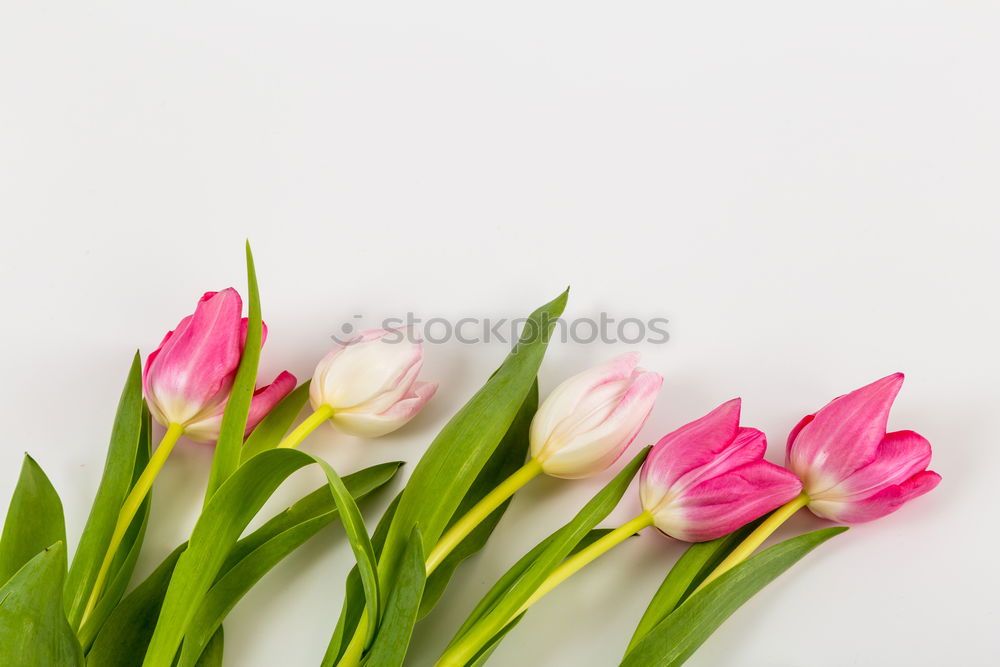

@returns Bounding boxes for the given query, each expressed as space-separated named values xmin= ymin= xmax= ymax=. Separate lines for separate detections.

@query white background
xmin=1 ymin=2 xmax=998 ymax=665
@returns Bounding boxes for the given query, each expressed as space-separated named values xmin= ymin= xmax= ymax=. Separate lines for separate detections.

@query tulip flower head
xmin=639 ymin=399 xmax=803 ymax=542
xmin=143 ymin=289 xmax=297 ymax=443
xmin=529 ymin=353 xmax=663 ymax=479
xmin=309 ymin=328 xmax=437 ymax=437
xmin=786 ymin=373 xmax=941 ymax=523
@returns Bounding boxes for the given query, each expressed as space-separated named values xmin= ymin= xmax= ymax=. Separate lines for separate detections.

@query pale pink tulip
xmin=309 ymin=328 xmax=437 ymax=437
xmin=640 ymin=399 xmax=803 ymax=542
xmin=786 ymin=373 xmax=941 ymax=523
xmin=530 ymin=353 xmax=663 ymax=479
xmin=143 ymin=289 xmax=296 ymax=443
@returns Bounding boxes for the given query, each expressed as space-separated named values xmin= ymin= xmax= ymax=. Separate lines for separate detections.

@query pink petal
xmin=818 ymin=430 xmax=932 ymax=500
xmin=640 ymin=398 xmax=742 ymax=494
xmin=659 ymin=461 xmax=803 ymax=542
xmin=333 ymin=381 xmax=438 ymax=437
xmin=245 ymin=371 xmax=298 ymax=435
xmin=809 ymin=469 xmax=941 ymax=523
xmin=787 ymin=373 xmax=904 ymax=491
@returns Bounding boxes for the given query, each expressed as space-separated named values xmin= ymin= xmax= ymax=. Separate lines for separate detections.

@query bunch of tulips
xmin=0 ymin=246 xmax=939 ymax=667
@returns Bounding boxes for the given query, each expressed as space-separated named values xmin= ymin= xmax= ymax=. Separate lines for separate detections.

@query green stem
xmin=277 ymin=404 xmax=333 ymax=449
xmin=693 ymin=491 xmax=810 ymax=594
xmin=79 ymin=422 xmax=185 ymax=627
xmin=518 ymin=511 xmax=653 ymax=615
xmin=424 ymin=458 xmax=543 ymax=575
xmin=336 ymin=611 xmax=368 ymax=667
xmin=436 ymin=511 xmax=654 ymax=667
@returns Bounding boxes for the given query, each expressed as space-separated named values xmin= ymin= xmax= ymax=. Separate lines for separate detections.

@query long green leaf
xmin=419 ymin=380 xmax=538 ymax=619
xmin=365 ymin=528 xmax=426 ymax=667
xmin=87 ymin=546 xmax=184 ymax=666
xmin=65 ymin=353 xmax=146 ymax=627
xmin=144 ymin=449 xmax=378 ymax=666
xmin=0 ymin=455 xmax=66 ymax=586
xmin=378 ymin=290 xmax=567 ymax=594
xmin=442 ymin=447 xmax=650 ymax=665
xmin=204 ymin=241 xmax=262 ymax=503
xmin=179 ymin=463 xmax=402 ymax=665
xmin=620 ymin=526 xmax=848 ymax=667
xmin=0 ymin=543 xmax=83 ymax=666
xmin=322 ymin=494 xmax=401 ymax=666
xmin=194 ymin=628 xmax=224 ymax=667
xmin=88 ymin=464 xmax=397 ymax=665
xmin=78 ymin=407 xmax=154 ymax=650
xmin=625 ymin=517 xmax=764 ymax=653
xmin=240 ymin=382 xmax=311 ymax=463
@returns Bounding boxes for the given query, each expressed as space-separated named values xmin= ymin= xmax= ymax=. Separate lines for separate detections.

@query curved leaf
xmin=620 ymin=526 xmax=848 ymax=667
xmin=0 ymin=543 xmax=82 ymax=666
xmin=64 ymin=353 xmax=146 ymax=628
xmin=0 ymin=455 xmax=66 ymax=586
xmin=240 ymin=382 xmax=311 ymax=463
xmin=365 ymin=528 xmax=426 ymax=667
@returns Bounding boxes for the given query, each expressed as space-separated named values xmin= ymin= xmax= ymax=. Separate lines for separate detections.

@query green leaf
xmin=240 ymin=382 xmax=311 ymax=463
xmin=625 ymin=517 xmax=764 ymax=653
xmin=86 ymin=546 xmax=184 ymax=666
xmin=378 ymin=290 xmax=568 ymax=594
xmin=322 ymin=495 xmax=401 ymax=666
xmin=204 ymin=241 xmax=263 ymax=503
xmin=0 ymin=455 xmax=66 ymax=586
xmin=78 ymin=407 xmax=154 ymax=651
xmin=178 ymin=463 xmax=402 ymax=665
xmin=144 ymin=449 xmax=379 ymax=666
xmin=194 ymin=628 xmax=224 ymax=667
xmin=419 ymin=380 xmax=538 ymax=619
xmin=0 ymin=543 xmax=83 ymax=666
xmin=442 ymin=447 xmax=650 ymax=665
xmin=365 ymin=528 xmax=426 ymax=667
xmin=620 ymin=526 xmax=848 ymax=667
xmin=64 ymin=353 xmax=146 ymax=628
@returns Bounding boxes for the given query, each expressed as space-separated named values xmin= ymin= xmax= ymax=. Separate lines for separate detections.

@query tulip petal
xmin=653 ymin=461 xmax=803 ymax=542
xmin=310 ymin=328 xmax=422 ymax=410
xmin=808 ymin=469 xmax=941 ymax=523
xmin=815 ymin=430 xmax=933 ymax=501
xmin=787 ymin=373 xmax=904 ymax=494
xmin=334 ymin=381 xmax=438 ymax=438
xmin=539 ymin=370 xmax=663 ymax=479
xmin=245 ymin=371 xmax=298 ymax=435
xmin=639 ymin=399 xmax=742 ymax=499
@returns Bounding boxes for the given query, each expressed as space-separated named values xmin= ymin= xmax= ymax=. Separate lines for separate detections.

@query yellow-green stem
xmin=693 ymin=491 xmax=810 ymax=593
xmin=277 ymin=404 xmax=333 ymax=449
xmin=517 ymin=511 xmax=653 ymax=615
xmin=436 ymin=511 xmax=653 ymax=667
xmin=79 ymin=422 xmax=185 ymax=627
xmin=424 ymin=458 xmax=543 ymax=575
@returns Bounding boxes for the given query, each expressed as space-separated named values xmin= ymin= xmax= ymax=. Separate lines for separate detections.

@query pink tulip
xmin=143 ymin=289 xmax=297 ymax=443
xmin=639 ymin=399 xmax=803 ymax=542
xmin=529 ymin=353 xmax=663 ymax=479
xmin=786 ymin=373 xmax=941 ymax=523
xmin=309 ymin=328 xmax=437 ymax=437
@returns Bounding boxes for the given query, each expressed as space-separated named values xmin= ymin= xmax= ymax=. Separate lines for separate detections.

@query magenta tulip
xmin=640 ymin=398 xmax=803 ymax=542
xmin=143 ymin=288 xmax=296 ymax=443
xmin=786 ymin=373 xmax=941 ymax=523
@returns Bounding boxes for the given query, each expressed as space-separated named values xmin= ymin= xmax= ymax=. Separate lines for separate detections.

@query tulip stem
xmin=436 ymin=511 xmax=653 ymax=667
xmin=277 ymin=404 xmax=333 ymax=449
xmin=693 ymin=491 xmax=810 ymax=594
xmin=425 ymin=458 xmax=544 ymax=575
xmin=517 ymin=511 xmax=653 ymax=615
xmin=79 ymin=422 xmax=185 ymax=628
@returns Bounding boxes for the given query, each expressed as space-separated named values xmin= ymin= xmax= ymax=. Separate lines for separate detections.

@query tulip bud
xmin=143 ymin=289 xmax=297 ymax=443
xmin=309 ymin=328 xmax=437 ymax=437
xmin=639 ymin=399 xmax=803 ymax=542
xmin=529 ymin=353 xmax=663 ymax=479
xmin=786 ymin=373 xmax=941 ymax=523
